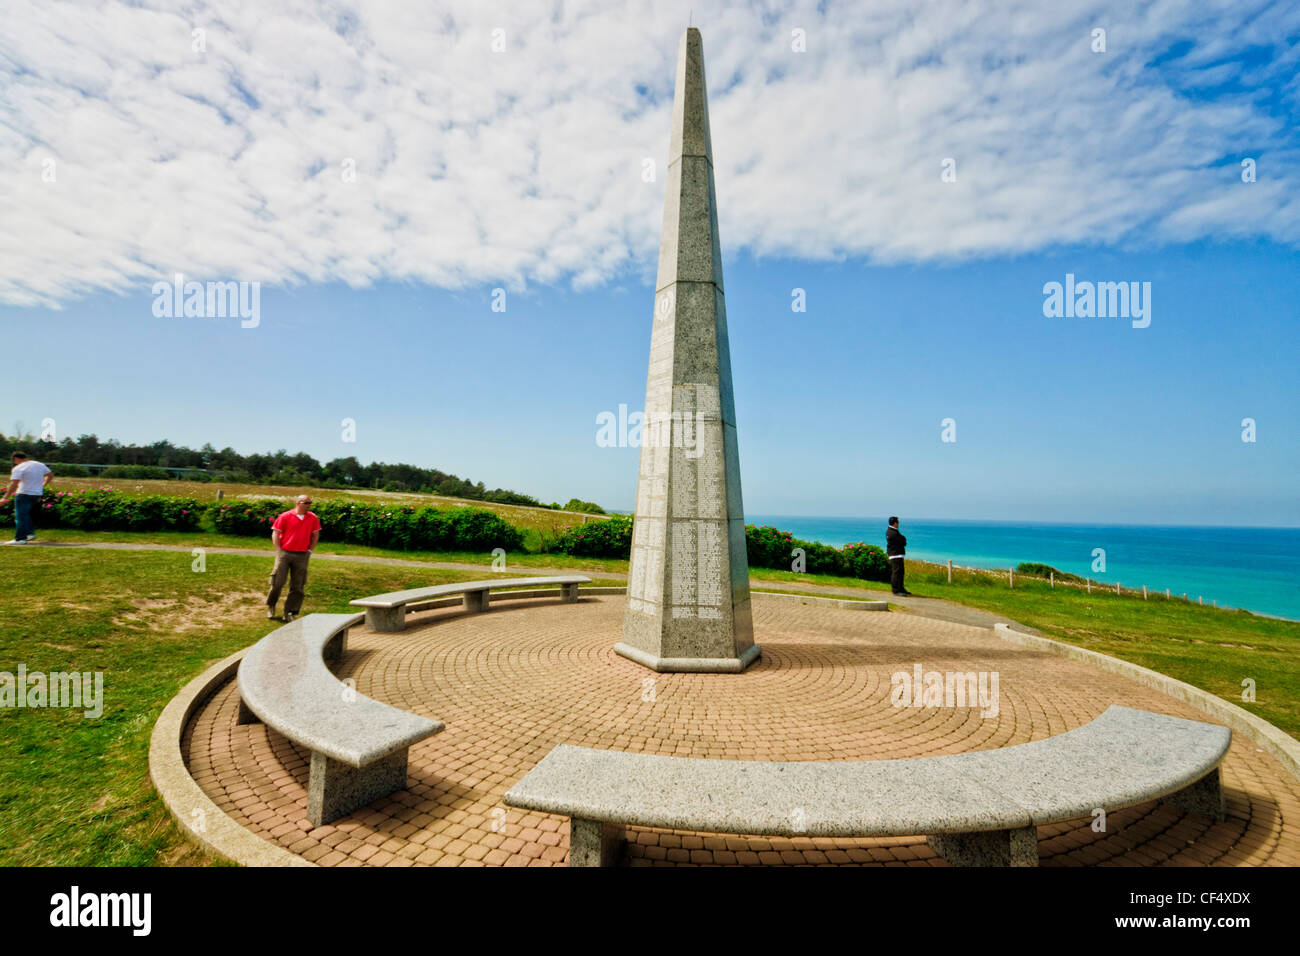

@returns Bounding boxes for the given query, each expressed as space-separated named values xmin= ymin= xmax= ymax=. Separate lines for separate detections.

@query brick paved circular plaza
xmin=182 ymin=595 xmax=1300 ymax=866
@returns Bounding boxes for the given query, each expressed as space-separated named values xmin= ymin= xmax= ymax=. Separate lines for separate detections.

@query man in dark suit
xmin=886 ymin=516 xmax=912 ymax=596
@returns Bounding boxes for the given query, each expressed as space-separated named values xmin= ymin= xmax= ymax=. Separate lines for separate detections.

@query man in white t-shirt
xmin=5 ymin=451 xmax=53 ymax=544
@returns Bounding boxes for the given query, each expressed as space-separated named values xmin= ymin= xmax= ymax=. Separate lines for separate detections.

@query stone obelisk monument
xmin=616 ymin=27 xmax=759 ymax=673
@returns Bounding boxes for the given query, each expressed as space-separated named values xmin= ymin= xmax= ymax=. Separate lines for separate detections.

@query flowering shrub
xmin=0 ymin=488 xmax=201 ymax=532
xmin=551 ymin=515 xmax=633 ymax=557
xmin=209 ymin=499 xmax=283 ymax=535
xmin=745 ymin=525 xmax=796 ymax=568
xmin=840 ymin=541 xmax=890 ymax=581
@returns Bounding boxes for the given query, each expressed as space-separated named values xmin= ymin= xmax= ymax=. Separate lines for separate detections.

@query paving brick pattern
xmin=183 ymin=596 xmax=1300 ymax=866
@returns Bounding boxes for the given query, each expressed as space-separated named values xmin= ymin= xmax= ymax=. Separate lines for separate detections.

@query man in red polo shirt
xmin=265 ymin=494 xmax=322 ymax=621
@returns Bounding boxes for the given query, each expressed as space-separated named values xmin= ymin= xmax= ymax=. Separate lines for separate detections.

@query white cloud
xmin=0 ymin=0 xmax=1296 ymax=307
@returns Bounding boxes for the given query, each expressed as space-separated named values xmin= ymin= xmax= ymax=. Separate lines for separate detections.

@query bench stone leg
xmin=567 ymin=817 xmax=625 ymax=867
xmin=307 ymin=749 xmax=409 ymax=827
xmin=561 ymin=582 xmax=579 ymax=603
xmin=323 ymin=628 xmax=347 ymax=661
xmin=236 ymin=697 xmax=260 ymax=725
xmin=463 ymin=590 xmax=488 ymax=613
xmin=366 ymin=606 xmax=406 ymax=633
xmin=1160 ymin=767 xmax=1226 ymax=821
xmin=927 ymin=825 xmax=1038 ymax=867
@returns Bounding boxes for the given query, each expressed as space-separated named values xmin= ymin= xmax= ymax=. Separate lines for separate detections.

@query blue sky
xmin=1 ymin=1 xmax=1297 ymax=525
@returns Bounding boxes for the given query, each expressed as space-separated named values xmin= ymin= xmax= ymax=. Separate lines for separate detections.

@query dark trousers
xmin=14 ymin=494 xmax=41 ymax=540
xmin=890 ymin=556 xmax=905 ymax=593
xmin=267 ymin=550 xmax=311 ymax=614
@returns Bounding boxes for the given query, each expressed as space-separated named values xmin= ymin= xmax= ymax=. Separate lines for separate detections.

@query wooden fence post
xmin=1142 ymin=585 xmax=1147 ymax=600
xmin=947 ymin=560 xmax=953 ymax=584
xmin=1050 ymin=571 xmax=1054 ymax=588
xmin=1087 ymin=579 xmax=1091 ymax=594
xmin=1116 ymin=581 xmax=1121 ymax=595
xmin=1009 ymin=568 xmax=1014 ymax=588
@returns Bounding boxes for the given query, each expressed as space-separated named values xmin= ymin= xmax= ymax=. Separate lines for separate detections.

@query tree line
xmin=0 ymin=430 xmax=604 ymax=512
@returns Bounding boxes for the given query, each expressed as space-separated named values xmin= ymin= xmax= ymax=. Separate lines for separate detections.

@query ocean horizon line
xmin=747 ymin=515 xmax=1300 ymax=532
xmin=604 ymin=511 xmax=1300 ymax=532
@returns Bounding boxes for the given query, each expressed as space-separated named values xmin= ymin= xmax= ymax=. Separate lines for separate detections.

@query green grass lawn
xmin=755 ymin=559 xmax=1300 ymax=738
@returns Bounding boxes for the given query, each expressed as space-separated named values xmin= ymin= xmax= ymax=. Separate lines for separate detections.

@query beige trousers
xmin=266 ymin=550 xmax=311 ymax=615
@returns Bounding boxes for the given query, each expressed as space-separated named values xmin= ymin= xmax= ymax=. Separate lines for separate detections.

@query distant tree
xmin=323 ymin=456 xmax=365 ymax=485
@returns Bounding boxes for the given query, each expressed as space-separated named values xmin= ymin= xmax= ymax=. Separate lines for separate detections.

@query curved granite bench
xmin=236 ymin=613 xmax=444 ymax=825
xmin=504 ymin=705 xmax=1230 ymax=866
xmin=349 ymin=575 xmax=593 ymax=632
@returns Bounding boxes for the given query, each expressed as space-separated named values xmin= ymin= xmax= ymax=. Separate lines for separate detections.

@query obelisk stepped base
xmin=614 ymin=640 xmax=761 ymax=674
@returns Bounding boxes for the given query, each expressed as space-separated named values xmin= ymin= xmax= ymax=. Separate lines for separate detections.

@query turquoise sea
xmin=745 ymin=515 xmax=1300 ymax=621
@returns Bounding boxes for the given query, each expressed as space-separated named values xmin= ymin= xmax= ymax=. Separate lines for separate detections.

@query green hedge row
xmin=99 ymin=465 xmax=171 ymax=480
xmin=746 ymin=525 xmax=890 ymax=580
xmin=2 ymin=489 xmax=523 ymax=552
xmin=749 ymin=525 xmax=890 ymax=580
xmin=211 ymin=498 xmax=524 ymax=552
xmin=49 ymin=463 xmax=91 ymax=477
xmin=549 ymin=515 xmax=633 ymax=556
xmin=549 ymin=517 xmax=891 ymax=582
xmin=1 ymin=489 xmax=889 ymax=581
xmin=0 ymin=488 xmax=201 ymax=532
